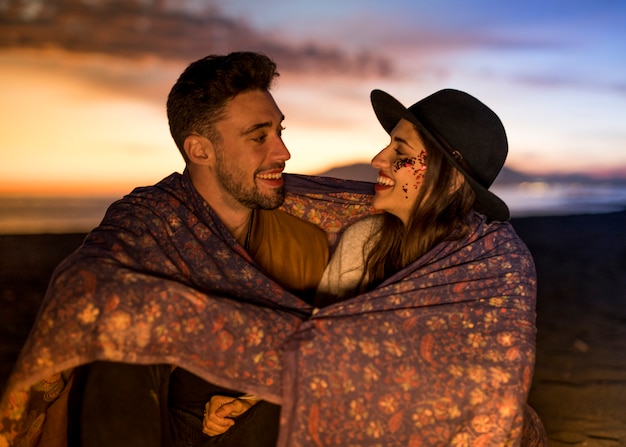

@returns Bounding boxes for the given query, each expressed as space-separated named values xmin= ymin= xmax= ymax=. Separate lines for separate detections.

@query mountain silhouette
xmin=316 ymin=163 xmax=377 ymax=182
xmin=316 ymin=163 xmax=626 ymax=186
xmin=316 ymin=163 xmax=529 ymax=185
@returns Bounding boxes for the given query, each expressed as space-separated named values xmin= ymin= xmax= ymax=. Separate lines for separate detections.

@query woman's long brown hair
xmin=360 ymin=124 xmax=477 ymax=292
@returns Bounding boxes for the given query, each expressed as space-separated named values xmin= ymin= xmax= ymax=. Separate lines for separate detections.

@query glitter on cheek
xmin=412 ymin=150 xmax=427 ymax=189
xmin=418 ymin=149 xmax=427 ymax=166
xmin=402 ymin=183 xmax=409 ymax=198
xmin=393 ymin=157 xmax=417 ymax=173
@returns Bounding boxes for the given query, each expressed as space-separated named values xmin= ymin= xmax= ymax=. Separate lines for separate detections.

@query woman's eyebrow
xmin=392 ymin=135 xmax=415 ymax=150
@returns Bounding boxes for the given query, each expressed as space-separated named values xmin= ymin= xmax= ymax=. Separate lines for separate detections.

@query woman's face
xmin=371 ymin=119 xmax=428 ymax=225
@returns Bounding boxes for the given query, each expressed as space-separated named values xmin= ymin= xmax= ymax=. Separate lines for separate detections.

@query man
xmin=62 ymin=52 xmax=329 ymax=446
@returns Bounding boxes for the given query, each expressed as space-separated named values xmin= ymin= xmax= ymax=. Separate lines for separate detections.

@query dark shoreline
xmin=2 ymin=210 xmax=625 ymax=445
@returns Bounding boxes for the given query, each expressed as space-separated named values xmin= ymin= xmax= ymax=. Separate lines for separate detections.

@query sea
xmin=1 ymin=182 xmax=625 ymax=234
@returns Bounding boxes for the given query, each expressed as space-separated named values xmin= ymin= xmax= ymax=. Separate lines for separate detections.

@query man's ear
xmin=184 ymin=135 xmax=214 ymax=165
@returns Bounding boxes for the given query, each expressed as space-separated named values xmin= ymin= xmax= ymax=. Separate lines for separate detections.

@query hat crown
xmin=407 ymin=89 xmax=507 ymax=188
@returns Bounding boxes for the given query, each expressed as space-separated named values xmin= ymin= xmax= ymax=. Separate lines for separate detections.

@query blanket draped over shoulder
xmin=279 ymin=211 xmax=539 ymax=447
xmin=0 ymin=171 xmax=541 ymax=447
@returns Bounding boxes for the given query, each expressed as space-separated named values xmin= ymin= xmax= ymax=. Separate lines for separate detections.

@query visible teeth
xmin=377 ymin=176 xmax=395 ymax=186
xmin=258 ymin=172 xmax=283 ymax=180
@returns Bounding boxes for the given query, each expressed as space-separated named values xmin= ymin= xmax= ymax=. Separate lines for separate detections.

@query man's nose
xmin=272 ymin=137 xmax=291 ymax=162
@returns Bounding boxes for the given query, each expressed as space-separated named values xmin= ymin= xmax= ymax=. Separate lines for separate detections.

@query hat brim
xmin=370 ymin=89 xmax=510 ymax=221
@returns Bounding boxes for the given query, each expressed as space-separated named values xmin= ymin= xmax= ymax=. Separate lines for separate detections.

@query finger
xmin=203 ymin=420 xmax=234 ymax=436
xmin=206 ymin=408 xmax=233 ymax=425
xmin=215 ymin=401 xmax=238 ymax=417
xmin=205 ymin=400 xmax=236 ymax=424
xmin=207 ymin=395 xmax=236 ymax=414
xmin=217 ymin=399 xmax=250 ymax=418
xmin=203 ymin=421 xmax=234 ymax=437
xmin=202 ymin=412 xmax=235 ymax=436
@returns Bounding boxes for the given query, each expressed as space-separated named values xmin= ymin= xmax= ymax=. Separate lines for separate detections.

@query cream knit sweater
xmin=315 ymin=215 xmax=383 ymax=306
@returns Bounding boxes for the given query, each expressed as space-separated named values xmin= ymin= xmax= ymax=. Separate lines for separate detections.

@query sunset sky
xmin=1 ymin=0 xmax=625 ymax=196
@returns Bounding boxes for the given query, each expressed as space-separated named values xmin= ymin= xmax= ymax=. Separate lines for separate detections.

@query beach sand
xmin=513 ymin=211 xmax=626 ymax=446
xmin=1 ymin=211 xmax=625 ymax=445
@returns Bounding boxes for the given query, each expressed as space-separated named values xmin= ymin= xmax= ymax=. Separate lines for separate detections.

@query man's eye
xmin=252 ymin=135 xmax=267 ymax=143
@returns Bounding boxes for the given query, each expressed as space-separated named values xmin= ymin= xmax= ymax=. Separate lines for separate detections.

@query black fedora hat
xmin=370 ymin=89 xmax=510 ymax=221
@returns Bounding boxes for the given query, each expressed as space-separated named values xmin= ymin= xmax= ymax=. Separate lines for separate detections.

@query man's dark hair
xmin=166 ymin=52 xmax=279 ymax=160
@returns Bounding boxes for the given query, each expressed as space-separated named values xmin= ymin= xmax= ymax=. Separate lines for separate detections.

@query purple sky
xmin=1 ymin=0 xmax=625 ymax=194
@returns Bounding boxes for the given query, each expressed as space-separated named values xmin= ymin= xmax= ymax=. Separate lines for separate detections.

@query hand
xmin=202 ymin=395 xmax=257 ymax=437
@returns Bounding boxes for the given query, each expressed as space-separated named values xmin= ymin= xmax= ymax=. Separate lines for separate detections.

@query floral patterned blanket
xmin=278 ymin=210 xmax=540 ymax=446
xmin=0 ymin=171 xmax=542 ymax=446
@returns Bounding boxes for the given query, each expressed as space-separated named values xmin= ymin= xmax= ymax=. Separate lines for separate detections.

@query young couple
xmin=0 ymin=52 xmax=544 ymax=446
xmin=197 ymin=53 xmax=543 ymax=447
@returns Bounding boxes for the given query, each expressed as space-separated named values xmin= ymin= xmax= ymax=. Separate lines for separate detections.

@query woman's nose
xmin=371 ymin=146 xmax=389 ymax=169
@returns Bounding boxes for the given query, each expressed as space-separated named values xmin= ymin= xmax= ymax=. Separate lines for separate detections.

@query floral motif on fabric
xmin=278 ymin=212 xmax=538 ymax=446
xmin=0 ymin=172 xmax=540 ymax=447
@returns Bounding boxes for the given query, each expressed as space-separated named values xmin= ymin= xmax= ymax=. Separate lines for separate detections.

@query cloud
xmin=0 ymin=0 xmax=394 ymax=78
xmin=492 ymin=72 xmax=626 ymax=96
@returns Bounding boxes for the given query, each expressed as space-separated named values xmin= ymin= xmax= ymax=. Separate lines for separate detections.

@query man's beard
xmin=215 ymin=153 xmax=285 ymax=210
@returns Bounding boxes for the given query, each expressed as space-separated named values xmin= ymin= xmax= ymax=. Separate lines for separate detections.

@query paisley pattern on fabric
xmin=0 ymin=172 xmax=374 ymax=446
xmin=0 ymin=171 xmax=541 ymax=446
xmin=279 ymin=211 xmax=538 ymax=446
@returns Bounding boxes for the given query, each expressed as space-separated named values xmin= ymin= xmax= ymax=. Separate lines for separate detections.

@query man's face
xmin=212 ymin=89 xmax=290 ymax=210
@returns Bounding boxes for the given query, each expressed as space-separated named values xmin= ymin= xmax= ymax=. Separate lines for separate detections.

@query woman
xmin=278 ymin=88 xmax=544 ymax=446
xmin=316 ymin=87 xmax=511 ymax=305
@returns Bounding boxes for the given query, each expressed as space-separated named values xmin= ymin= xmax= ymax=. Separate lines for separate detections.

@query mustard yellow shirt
xmin=248 ymin=209 xmax=329 ymax=303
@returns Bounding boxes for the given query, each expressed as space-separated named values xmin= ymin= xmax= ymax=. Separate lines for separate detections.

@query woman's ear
xmin=184 ymin=135 xmax=213 ymax=165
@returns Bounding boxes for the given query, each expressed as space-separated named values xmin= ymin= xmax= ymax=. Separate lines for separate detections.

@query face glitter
xmin=402 ymin=183 xmax=409 ymax=199
xmin=411 ymin=150 xmax=427 ymax=189
xmin=393 ymin=157 xmax=416 ymax=172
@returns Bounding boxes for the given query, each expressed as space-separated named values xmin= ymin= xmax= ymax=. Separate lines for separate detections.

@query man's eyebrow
xmin=241 ymin=114 xmax=285 ymax=136
xmin=241 ymin=121 xmax=271 ymax=136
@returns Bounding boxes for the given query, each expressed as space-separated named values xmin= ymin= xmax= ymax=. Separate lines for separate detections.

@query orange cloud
xmin=0 ymin=0 xmax=394 ymax=78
